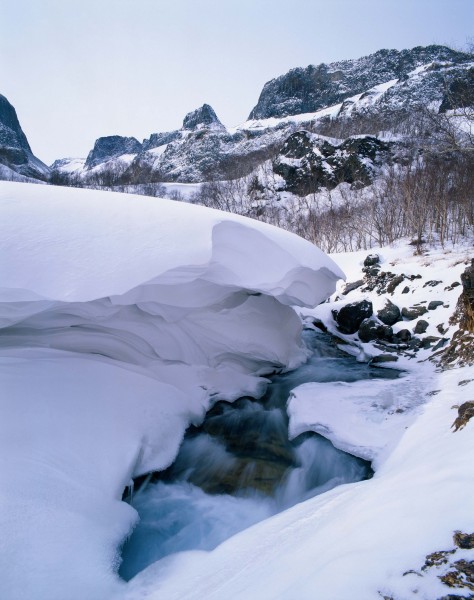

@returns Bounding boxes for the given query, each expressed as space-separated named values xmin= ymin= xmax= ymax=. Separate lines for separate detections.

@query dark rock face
xmin=142 ymin=130 xmax=181 ymax=152
xmin=439 ymin=67 xmax=474 ymax=112
xmin=182 ymin=104 xmax=224 ymax=130
xmin=85 ymin=135 xmax=142 ymax=169
xmin=377 ymin=300 xmax=401 ymax=326
xmin=273 ymin=131 xmax=390 ymax=195
xmin=332 ymin=300 xmax=373 ymax=334
xmin=358 ymin=318 xmax=393 ymax=343
xmin=0 ymin=94 xmax=49 ymax=180
xmin=249 ymin=46 xmax=473 ymax=120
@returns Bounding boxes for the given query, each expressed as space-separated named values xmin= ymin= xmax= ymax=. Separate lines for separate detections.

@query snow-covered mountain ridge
xmin=45 ymin=44 xmax=473 ymax=186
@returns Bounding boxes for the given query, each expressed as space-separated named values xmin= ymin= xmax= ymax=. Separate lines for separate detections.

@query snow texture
xmin=0 ymin=181 xmax=343 ymax=600
xmin=123 ymin=240 xmax=474 ymax=600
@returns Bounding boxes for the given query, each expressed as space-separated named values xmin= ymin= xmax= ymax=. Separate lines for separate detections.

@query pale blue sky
xmin=1 ymin=0 xmax=472 ymax=163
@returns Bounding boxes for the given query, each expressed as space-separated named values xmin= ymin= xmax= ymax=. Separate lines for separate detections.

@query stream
xmin=119 ymin=329 xmax=399 ymax=581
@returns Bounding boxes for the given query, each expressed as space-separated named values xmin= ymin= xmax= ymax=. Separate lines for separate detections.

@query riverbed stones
xmin=358 ymin=318 xmax=393 ymax=343
xmin=377 ymin=300 xmax=401 ymax=326
xmin=332 ymin=299 xmax=373 ymax=334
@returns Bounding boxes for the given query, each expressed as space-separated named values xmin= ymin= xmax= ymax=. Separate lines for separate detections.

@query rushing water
xmin=119 ymin=329 xmax=399 ymax=581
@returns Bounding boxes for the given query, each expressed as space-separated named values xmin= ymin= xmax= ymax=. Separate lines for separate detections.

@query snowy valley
xmin=0 ymin=42 xmax=473 ymax=600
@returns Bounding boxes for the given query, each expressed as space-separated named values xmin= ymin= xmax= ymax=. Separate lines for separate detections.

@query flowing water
xmin=119 ymin=329 xmax=399 ymax=581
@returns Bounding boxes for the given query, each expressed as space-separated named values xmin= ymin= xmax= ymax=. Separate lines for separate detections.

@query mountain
xmin=49 ymin=44 xmax=473 ymax=192
xmin=248 ymin=45 xmax=473 ymax=120
xmin=0 ymin=94 xmax=50 ymax=181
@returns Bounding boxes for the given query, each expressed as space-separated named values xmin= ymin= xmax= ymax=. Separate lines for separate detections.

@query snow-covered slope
xmin=0 ymin=181 xmax=343 ymax=600
xmin=123 ymin=241 xmax=474 ymax=600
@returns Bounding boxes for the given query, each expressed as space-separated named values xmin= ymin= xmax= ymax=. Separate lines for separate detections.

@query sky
xmin=1 ymin=0 xmax=473 ymax=164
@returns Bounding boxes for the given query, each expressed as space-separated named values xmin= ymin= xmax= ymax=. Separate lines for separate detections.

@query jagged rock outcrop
xmin=182 ymin=104 xmax=225 ymax=131
xmin=249 ymin=45 xmax=473 ymax=120
xmin=85 ymin=135 xmax=142 ymax=169
xmin=0 ymin=94 xmax=49 ymax=181
xmin=273 ymin=131 xmax=391 ymax=195
xmin=50 ymin=45 xmax=474 ymax=186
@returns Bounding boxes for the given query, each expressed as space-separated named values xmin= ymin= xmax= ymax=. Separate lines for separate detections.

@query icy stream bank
xmin=119 ymin=330 xmax=398 ymax=581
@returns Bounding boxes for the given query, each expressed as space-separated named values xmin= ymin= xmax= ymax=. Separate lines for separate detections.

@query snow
xmin=123 ymin=365 xmax=474 ymax=600
xmin=1 ymin=180 xmax=473 ymax=600
xmin=122 ymin=239 xmax=474 ymax=600
xmin=0 ymin=181 xmax=344 ymax=600
xmin=287 ymin=374 xmax=426 ymax=464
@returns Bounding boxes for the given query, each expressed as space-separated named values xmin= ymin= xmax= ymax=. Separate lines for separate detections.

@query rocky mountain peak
xmin=248 ymin=45 xmax=474 ymax=120
xmin=0 ymin=94 xmax=32 ymax=153
xmin=182 ymin=104 xmax=224 ymax=131
xmin=0 ymin=93 xmax=49 ymax=180
xmin=85 ymin=135 xmax=142 ymax=169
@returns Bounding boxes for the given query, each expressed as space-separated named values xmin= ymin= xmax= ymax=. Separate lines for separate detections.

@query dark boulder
xmin=377 ymin=300 xmax=401 ymax=326
xmin=414 ymin=319 xmax=429 ymax=334
xmin=342 ymin=280 xmax=364 ymax=295
xmin=402 ymin=305 xmax=428 ymax=320
xmin=358 ymin=318 xmax=393 ymax=343
xmin=371 ymin=354 xmax=399 ymax=364
xmin=363 ymin=254 xmax=380 ymax=267
xmin=395 ymin=329 xmax=412 ymax=342
xmin=428 ymin=300 xmax=444 ymax=310
xmin=386 ymin=274 xmax=405 ymax=294
xmin=333 ymin=300 xmax=373 ymax=334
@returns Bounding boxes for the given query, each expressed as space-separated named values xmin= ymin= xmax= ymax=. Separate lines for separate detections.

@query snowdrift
xmin=0 ymin=182 xmax=343 ymax=600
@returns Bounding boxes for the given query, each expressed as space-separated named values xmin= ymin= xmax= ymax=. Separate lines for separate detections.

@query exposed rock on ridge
xmin=248 ymin=45 xmax=473 ymax=120
xmin=85 ymin=135 xmax=142 ymax=169
xmin=0 ymin=94 xmax=50 ymax=181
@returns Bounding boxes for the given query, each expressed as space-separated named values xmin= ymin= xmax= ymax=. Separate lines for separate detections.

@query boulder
xmin=428 ymin=300 xmax=444 ymax=310
xmin=414 ymin=319 xmax=429 ymax=334
xmin=333 ymin=300 xmax=373 ymax=334
xmin=395 ymin=329 xmax=412 ymax=342
xmin=402 ymin=305 xmax=429 ymax=320
xmin=363 ymin=254 xmax=380 ymax=267
xmin=342 ymin=280 xmax=364 ymax=295
xmin=377 ymin=300 xmax=401 ymax=326
xmin=386 ymin=274 xmax=405 ymax=294
xmin=358 ymin=318 xmax=393 ymax=343
xmin=370 ymin=354 xmax=399 ymax=364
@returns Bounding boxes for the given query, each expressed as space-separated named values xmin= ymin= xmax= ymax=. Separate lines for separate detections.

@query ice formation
xmin=0 ymin=182 xmax=344 ymax=599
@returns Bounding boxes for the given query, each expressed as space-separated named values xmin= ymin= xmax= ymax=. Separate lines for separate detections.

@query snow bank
xmin=123 ymin=241 xmax=474 ymax=600
xmin=0 ymin=181 xmax=343 ymax=599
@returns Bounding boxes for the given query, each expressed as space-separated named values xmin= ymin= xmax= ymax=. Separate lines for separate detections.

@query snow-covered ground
xmin=1 ymin=181 xmax=473 ymax=600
